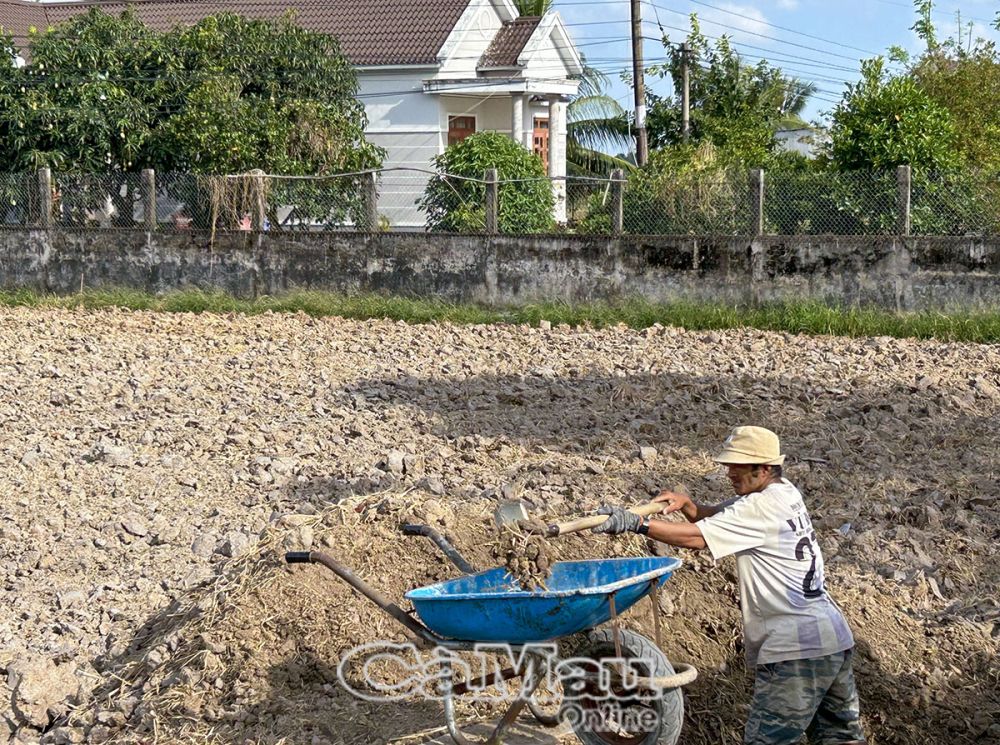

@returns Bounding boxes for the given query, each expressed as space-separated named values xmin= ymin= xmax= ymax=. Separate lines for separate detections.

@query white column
xmin=511 ymin=94 xmax=524 ymax=149
xmin=523 ymin=101 xmax=535 ymax=150
xmin=547 ymin=96 xmax=567 ymax=224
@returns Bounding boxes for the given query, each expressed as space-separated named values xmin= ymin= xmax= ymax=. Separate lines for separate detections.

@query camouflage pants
xmin=744 ymin=648 xmax=865 ymax=745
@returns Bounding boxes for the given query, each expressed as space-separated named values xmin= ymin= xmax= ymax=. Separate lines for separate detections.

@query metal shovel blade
xmin=493 ymin=500 xmax=529 ymax=529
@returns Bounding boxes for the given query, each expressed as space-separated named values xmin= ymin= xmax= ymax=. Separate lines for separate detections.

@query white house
xmin=0 ymin=0 xmax=584 ymax=228
xmin=358 ymin=0 xmax=583 ymax=226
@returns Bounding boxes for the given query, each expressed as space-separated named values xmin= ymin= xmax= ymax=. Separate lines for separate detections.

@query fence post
xmin=611 ymin=168 xmax=625 ymax=235
xmin=484 ymin=168 xmax=498 ymax=234
xmin=142 ymin=169 xmax=157 ymax=231
xmin=38 ymin=167 xmax=53 ymax=228
xmin=360 ymin=171 xmax=378 ymax=232
xmin=896 ymin=164 xmax=911 ymax=236
xmin=249 ymin=169 xmax=266 ymax=231
xmin=749 ymin=168 xmax=764 ymax=236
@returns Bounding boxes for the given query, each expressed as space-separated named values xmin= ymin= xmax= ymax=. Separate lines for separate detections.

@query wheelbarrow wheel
xmin=560 ymin=628 xmax=683 ymax=745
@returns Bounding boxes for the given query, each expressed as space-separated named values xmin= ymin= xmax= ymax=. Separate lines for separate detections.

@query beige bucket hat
xmin=714 ymin=426 xmax=785 ymax=466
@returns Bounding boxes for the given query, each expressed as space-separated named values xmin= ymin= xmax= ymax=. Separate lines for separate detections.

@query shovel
xmin=493 ymin=500 xmax=665 ymax=538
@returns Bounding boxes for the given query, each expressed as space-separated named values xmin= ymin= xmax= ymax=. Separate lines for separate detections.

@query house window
xmin=532 ymin=116 xmax=549 ymax=171
xmin=448 ymin=115 xmax=476 ymax=146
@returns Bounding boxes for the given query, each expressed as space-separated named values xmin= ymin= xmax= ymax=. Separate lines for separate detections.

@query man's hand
xmin=590 ymin=505 xmax=643 ymax=535
xmin=653 ymin=490 xmax=698 ymax=522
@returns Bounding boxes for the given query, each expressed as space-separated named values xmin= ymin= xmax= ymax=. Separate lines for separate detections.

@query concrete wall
xmin=1 ymin=230 xmax=998 ymax=312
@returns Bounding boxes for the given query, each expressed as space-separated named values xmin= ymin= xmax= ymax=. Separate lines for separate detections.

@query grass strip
xmin=0 ymin=289 xmax=997 ymax=343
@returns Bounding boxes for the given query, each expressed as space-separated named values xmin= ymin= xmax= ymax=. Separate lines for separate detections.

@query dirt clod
xmin=489 ymin=519 xmax=555 ymax=590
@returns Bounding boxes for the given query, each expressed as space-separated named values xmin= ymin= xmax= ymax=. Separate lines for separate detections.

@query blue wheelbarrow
xmin=286 ymin=523 xmax=697 ymax=745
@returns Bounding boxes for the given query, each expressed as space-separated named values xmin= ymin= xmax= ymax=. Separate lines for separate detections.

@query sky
xmin=552 ymin=0 xmax=1000 ymax=125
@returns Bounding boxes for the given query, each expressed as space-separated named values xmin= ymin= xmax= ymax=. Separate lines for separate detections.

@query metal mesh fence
xmin=622 ymin=169 xmax=751 ymax=235
xmin=497 ymin=176 xmax=560 ymax=233
xmin=765 ymin=170 xmax=897 ymax=235
xmin=565 ymin=176 xmax=618 ymax=233
xmin=911 ymin=171 xmax=1000 ymax=236
xmin=0 ymin=167 xmax=997 ymax=236
xmin=52 ymin=173 xmax=145 ymax=228
xmin=376 ymin=169 xmax=436 ymax=231
xmin=157 ymin=173 xmax=370 ymax=232
xmin=0 ymin=173 xmax=36 ymax=226
xmin=156 ymin=173 xmax=201 ymax=230
xmin=419 ymin=171 xmax=489 ymax=233
xmin=267 ymin=175 xmax=367 ymax=231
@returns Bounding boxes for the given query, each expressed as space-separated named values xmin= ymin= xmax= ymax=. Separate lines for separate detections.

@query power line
xmin=1 ymin=20 xmax=862 ymax=114
xmin=5 ymin=58 xmax=639 ymax=93
xmin=644 ymin=1 xmax=905 ymax=70
xmin=640 ymin=36 xmax=846 ymax=105
xmin=4 ymin=45 xmax=851 ymax=110
xmin=869 ymin=0 xmax=997 ymax=26
xmin=0 ymin=66 xmax=639 ymax=115
xmin=652 ymin=26 xmax=868 ymax=75
xmin=646 ymin=20 xmax=874 ymax=74
xmin=677 ymin=0 xmax=889 ymax=57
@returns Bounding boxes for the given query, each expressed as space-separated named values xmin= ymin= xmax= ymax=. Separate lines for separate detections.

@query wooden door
xmin=532 ymin=116 xmax=549 ymax=171
xmin=448 ymin=116 xmax=476 ymax=146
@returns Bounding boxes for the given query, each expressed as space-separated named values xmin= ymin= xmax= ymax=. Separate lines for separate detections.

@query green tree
xmin=827 ymin=56 xmax=958 ymax=170
xmin=623 ymin=142 xmax=749 ymax=234
xmin=825 ymin=50 xmax=994 ymax=235
xmin=644 ymin=18 xmax=797 ymax=167
xmin=0 ymin=10 xmax=162 ymax=173
xmin=893 ymin=1 xmax=1000 ymax=233
xmin=899 ymin=1 xmax=1000 ymax=173
xmin=579 ymin=18 xmax=819 ymax=235
xmin=579 ymin=140 xmax=748 ymax=235
xmin=777 ymin=78 xmax=818 ymax=129
xmin=0 ymin=10 xmax=381 ymax=226
xmin=152 ymin=13 xmax=379 ymax=175
xmin=419 ymin=131 xmax=554 ymax=233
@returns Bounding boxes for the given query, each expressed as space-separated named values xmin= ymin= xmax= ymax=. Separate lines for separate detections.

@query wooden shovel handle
xmin=551 ymin=502 xmax=664 ymax=536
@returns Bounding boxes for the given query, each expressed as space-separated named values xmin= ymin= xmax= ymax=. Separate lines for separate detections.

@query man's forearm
xmin=692 ymin=503 xmax=726 ymax=522
xmin=645 ymin=519 xmax=707 ymax=549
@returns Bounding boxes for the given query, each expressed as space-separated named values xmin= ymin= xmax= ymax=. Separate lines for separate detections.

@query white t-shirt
xmin=697 ymin=480 xmax=854 ymax=667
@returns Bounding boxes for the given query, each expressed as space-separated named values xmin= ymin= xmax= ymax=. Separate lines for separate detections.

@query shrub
xmin=419 ymin=132 xmax=554 ymax=233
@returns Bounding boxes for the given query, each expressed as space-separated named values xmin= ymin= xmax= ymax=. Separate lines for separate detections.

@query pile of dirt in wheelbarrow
xmin=0 ymin=307 xmax=997 ymax=744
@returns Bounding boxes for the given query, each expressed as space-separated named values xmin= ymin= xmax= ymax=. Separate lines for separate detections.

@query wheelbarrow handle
xmin=548 ymin=502 xmax=665 ymax=537
xmin=284 ymin=551 xmax=434 ymax=645
xmin=401 ymin=524 xmax=477 ymax=574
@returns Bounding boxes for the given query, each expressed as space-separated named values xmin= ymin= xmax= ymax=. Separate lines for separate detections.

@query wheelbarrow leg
xmin=442 ymin=654 xmax=548 ymax=745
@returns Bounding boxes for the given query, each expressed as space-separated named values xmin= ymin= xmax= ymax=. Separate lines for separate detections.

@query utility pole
xmin=630 ymin=0 xmax=647 ymax=166
xmin=681 ymin=42 xmax=691 ymax=143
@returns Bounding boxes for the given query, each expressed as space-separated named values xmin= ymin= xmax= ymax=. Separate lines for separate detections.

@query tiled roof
xmin=0 ymin=0 xmax=472 ymax=66
xmin=0 ymin=0 xmax=46 ymax=47
xmin=478 ymin=16 xmax=539 ymax=68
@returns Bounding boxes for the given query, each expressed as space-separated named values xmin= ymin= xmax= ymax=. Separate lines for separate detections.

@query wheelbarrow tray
xmin=405 ymin=556 xmax=682 ymax=643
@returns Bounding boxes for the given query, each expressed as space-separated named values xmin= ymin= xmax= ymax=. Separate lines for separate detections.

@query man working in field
xmin=593 ymin=426 xmax=865 ymax=745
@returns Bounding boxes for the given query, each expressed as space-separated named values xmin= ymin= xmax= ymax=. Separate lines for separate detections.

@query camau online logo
xmin=337 ymin=641 xmax=664 ymax=731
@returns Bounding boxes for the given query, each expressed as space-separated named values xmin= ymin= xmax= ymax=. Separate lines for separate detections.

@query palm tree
xmin=566 ymin=65 xmax=634 ymax=175
xmin=776 ymin=77 xmax=818 ymax=128
xmin=513 ymin=0 xmax=549 ymax=15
